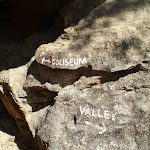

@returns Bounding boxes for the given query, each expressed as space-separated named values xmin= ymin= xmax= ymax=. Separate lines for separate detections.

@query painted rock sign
xmin=79 ymin=106 xmax=117 ymax=134
xmin=80 ymin=106 xmax=117 ymax=121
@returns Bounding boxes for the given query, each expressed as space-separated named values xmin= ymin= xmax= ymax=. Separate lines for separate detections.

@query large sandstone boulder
xmin=0 ymin=0 xmax=149 ymax=149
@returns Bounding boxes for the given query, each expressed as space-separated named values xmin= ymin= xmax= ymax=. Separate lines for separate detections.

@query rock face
xmin=0 ymin=0 xmax=150 ymax=149
xmin=0 ymin=100 xmax=34 ymax=150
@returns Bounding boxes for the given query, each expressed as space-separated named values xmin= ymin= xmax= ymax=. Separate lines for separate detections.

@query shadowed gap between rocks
xmin=27 ymin=60 xmax=145 ymax=88
xmin=27 ymin=61 xmax=112 ymax=88
xmin=0 ymin=83 xmax=46 ymax=150
xmin=23 ymin=86 xmax=57 ymax=112
xmin=0 ymin=0 xmax=72 ymax=72
xmin=0 ymin=0 xmax=72 ymax=44
xmin=108 ymin=64 xmax=146 ymax=82
xmin=0 ymin=99 xmax=34 ymax=150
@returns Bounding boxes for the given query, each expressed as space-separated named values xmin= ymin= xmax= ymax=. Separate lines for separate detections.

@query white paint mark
xmin=80 ymin=106 xmax=117 ymax=121
xmin=80 ymin=106 xmax=86 ymax=115
xmin=70 ymin=58 xmax=73 ymax=66
xmin=85 ymin=108 xmax=91 ymax=116
xmin=55 ymin=59 xmax=59 ymax=65
xmin=104 ymin=110 xmax=111 ymax=120
xmin=85 ymin=121 xmax=106 ymax=134
xmin=65 ymin=59 xmax=69 ymax=66
xmin=42 ymin=57 xmax=45 ymax=64
xmin=92 ymin=108 xmax=97 ymax=117
xmin=41 ymin=57 xmax=87 ymax=66
xmin=79 ymin=57 xmax=87 ymax=65
xmin=52 ymin=59 xmax=56 ymax=65
xmin=42 ymin=57 xmax=51 ymax=64
xmin=98 ymin=109 xmax=103 ymax=118
xmin=112 ymin=112 xmax=117 ymax=122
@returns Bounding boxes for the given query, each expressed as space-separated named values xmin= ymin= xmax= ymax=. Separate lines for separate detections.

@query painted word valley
xmin=42 ymin=57 xmax=87 ymax=66
xmin=80 ymin=106 xmax=117 ymax=122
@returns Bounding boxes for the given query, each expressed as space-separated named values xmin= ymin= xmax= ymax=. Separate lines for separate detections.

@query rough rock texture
xmin=0 ymin=100 xmax=34 ymax=150
xmin=0 ymin=0 xmax=150 ymax=149
xmin=38 ymin=71 xmax=150 ymax=150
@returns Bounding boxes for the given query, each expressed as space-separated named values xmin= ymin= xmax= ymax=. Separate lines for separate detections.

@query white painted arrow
xmin=85 ymin=121 xmax=106 ymax=134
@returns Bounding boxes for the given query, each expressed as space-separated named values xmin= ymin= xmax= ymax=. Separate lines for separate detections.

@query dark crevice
xmin=0 ymin=0 xmax=73 ymax=72
xmin=102 ymin=64 xmax=146 ymax=83
xmin=88 ymin=82 xmax=99 ymax=87
xmin=74 ymin=116 xmax=77 ymax=125
xmin=27 ymin=60 xmax=112 ymax=88
xmin=122 ymin=87 xmax=133 ymax=92
xmin=24 ymin=86 xmax=57 ymax=112
xmin=0 ymin=0 xmax=72 ymax=44
xmin=28 ymin=60 xmax=145 ymax=89
xmin=0 ymin=84 xmax=43 ymax=149
xmin=122 ymin=85 xmax=150 ymax=92
xmin=142 ymin=60 xmax=150 ymax=64
xmin=0 ymin=98 xmax=35 ymax=150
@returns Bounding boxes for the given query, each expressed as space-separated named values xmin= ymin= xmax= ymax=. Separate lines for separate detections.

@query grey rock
xmin=35 ymin=0 xmax=150 ymax=72
xmin=37 ymin=71 xmax=150 ymax=150
xmin=0 ymin=0 xmax=150 ymax=150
